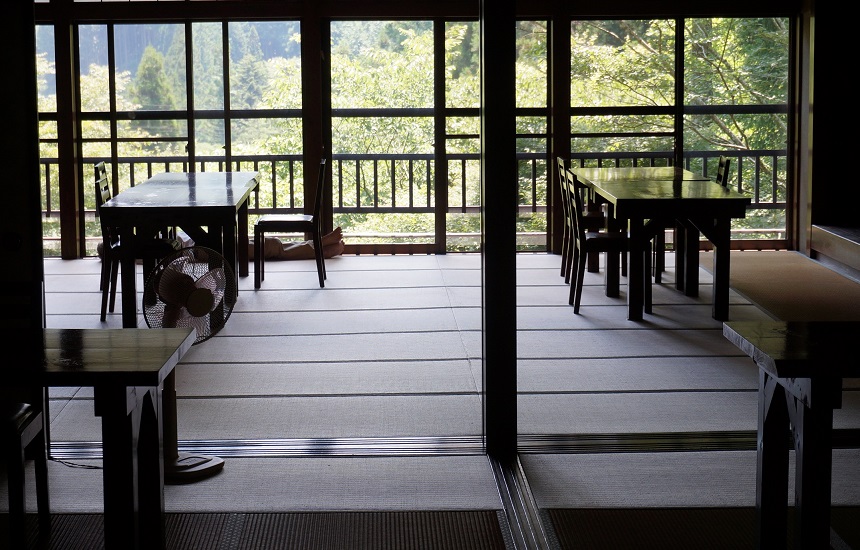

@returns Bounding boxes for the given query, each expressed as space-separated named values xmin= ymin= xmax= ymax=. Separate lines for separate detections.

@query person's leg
xmin=321 ymin=227 xmax=342 ymax=247
xmin=248 ymin=228 xmax=344 ymax=260
xmin=322 ymin=239 xmax=344 ymax=258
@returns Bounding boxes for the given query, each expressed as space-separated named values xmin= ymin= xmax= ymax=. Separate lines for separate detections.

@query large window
xmin=35 ymin=15 xmax=790 ymax=257
xmin=568 ymin=18 xmax=788 ymax=244
xmin=684 ymin=17 xmax=789 ymax=241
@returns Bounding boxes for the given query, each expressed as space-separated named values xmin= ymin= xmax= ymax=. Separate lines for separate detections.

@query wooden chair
xmin=565 ymin=169 xmax=629 ymax=313
xmin=653 ymin=155 xmax=731 ymax=283
xmin=556 ymin=157 xmax=607 ymax=283
xmin=255 ymin=158 xmax=328 ymax=288
xmin=1 ymin=391 xmax=50 ymax=547
xmin=94 ymin=162 xmax=181 ymax=321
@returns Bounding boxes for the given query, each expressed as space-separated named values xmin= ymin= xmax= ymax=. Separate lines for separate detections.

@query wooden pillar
xmin=2 ymin=1 xmax=45 ymax=329
xmin=481 ymin=0 xmax=517 ymax=458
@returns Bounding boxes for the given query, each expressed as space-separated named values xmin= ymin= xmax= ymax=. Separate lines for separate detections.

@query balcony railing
xmin=39 ymin=148 xmax=786 ymax=256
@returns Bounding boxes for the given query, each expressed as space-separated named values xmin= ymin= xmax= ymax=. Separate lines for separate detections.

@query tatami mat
xmin=523 ymin=448 xmax=860 ymax=508
xmin=3 ymin=455 xmax=503 ymax=514
xmin=11 ymin=250 xmax=859 ymax=521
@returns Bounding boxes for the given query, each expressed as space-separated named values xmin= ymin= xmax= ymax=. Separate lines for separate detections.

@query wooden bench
xmin=811 ymin=225 xmax=860 ymax=280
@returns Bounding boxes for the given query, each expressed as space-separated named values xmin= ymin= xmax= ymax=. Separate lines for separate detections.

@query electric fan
xmin=143 ymin=246 xmax=237 ymax=344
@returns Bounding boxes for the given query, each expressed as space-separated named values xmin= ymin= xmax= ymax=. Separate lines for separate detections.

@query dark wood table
xmin=99 ymin=171 xmax=259 ymax=329
xmin=572 ymin=166 xmax=750 ymax=321
xmin=6 ymin=328 xmax=196 ymax=550
xmin=723 ymin=321 xmax=860 ymax=550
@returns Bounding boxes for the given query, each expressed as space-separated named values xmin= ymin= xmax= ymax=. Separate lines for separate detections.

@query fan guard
xmin=143 ymin=246 xmax=237 ymax=345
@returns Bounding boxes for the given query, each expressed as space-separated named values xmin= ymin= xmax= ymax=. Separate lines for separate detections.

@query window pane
xmin=571 ymin=19 xmax=675 ymax=107
xmin=331 ymin=21 xmax=434 ymax=109
xmin=78 ymin=25 xmax=110 ymax=112
xmin=446 ymin=22 xmax=479 ymax=109
xmin=517 ymin=21 xmax=547 ymax=109
xmin=228 ymin=21 xmax=301 ymax=110
xmin=684 ymin=18 xmax=789 ymax=241
xmin=193 ymin=23 xmax=224 ymax=110
xmin=36 ymin=25 xmax=56 ymax=113
xmin=114 ymin=23 xmax=187 ymax=112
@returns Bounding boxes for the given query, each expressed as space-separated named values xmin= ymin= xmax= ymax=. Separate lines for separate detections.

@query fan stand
xmin=162 ymin=370 xmax=224 ymax=483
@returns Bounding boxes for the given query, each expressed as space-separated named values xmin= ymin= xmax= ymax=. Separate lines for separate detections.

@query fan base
xmin=164 ymin=452 xmax=225 ymax=484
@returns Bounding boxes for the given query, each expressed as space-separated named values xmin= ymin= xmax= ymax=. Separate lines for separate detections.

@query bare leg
xmin=249 ymin=227 xmax=344 ymax=260
xmin=323 ymin=239 xmax=344 ymax=258
xmin=321 ymin=227 xmax=342 ymax=247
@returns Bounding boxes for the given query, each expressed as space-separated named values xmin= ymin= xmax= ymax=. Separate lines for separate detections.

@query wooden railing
xmin=38 ymin=148 xmax=787 ymax=255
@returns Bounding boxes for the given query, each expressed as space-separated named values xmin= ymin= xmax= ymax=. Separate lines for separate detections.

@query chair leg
xmin=560 ymin=230 xmax=569 ymax=278
xmin=653 ymin=230 xmax=665 ymax=284
xmin=586 ymin=247 xmax=600 ymax=273
xmin=563 ymin=233 xmax=575 ymax=285
xmin=312 ymin=230 xmax=326 ymax=288
xmin=6 ymin=436 xmax=27 ymax=547
xmin=100 ymin=259 xmax=111 ymax=322
xmin=32 ymin=430 xmax=50 ymax=535
xmin=571 ymin=249 xmax=587 ymax=314
xmin=254 ymin=229 xmax=263 ymax=289
xmin=108 ymin=258 xmax=120 ymax=315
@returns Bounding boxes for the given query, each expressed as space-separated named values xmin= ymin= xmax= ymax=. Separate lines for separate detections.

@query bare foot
xmin=321 ymin=227 xmax=343 ymax=247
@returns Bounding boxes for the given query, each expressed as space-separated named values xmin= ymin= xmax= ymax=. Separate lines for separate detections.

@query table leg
xmin=137 ymin=386 xmax=166 ymax=550
xmin=237 ymin=201 xmax=249 ymax=278
xmin=710 ymin=218 xmax=730 ymax=321
xmin=756 ymin=371 xmax=790 ymax=550
xmin=223 ymin=219 xmax=237 ymax=283
xmin=627 ymin=217 xmax=646 ymax=321
xmin=786 ymin=378 xmax=837 ymax=550
xmin=95 ymin=385 xmax=163 ymax=549
xmin=675 ymin=221 xmax=686 ymax=292
xmin=119 ymin=226 xmax=139 ymax=328
xmin=604 ymin=247 xmax=620 ymax=298
xmin=683 ymin=222 xmax=700 ymax=297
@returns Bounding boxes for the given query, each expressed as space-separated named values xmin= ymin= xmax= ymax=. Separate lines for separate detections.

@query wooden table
xmin=723 ymin=321 xmax=860 ymax=550
xmin=99 ymin=171 xmax=259 ymax=329
xmin=6 ymin=328 xmax=196 ymax=550
xmin=572 ymin=166 xmax=750 ymax=321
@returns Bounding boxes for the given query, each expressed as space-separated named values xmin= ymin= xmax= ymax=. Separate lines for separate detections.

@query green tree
xmin=130 ymin=45 xmax=179 ymax=141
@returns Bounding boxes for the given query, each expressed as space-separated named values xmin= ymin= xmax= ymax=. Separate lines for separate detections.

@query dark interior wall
xmin=2 ymin=2 xmax=45 ymax=329
xmin=808 ymin=3 xmax=847 ymax=227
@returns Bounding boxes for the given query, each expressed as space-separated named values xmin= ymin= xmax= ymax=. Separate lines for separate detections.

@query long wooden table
xmin=6 ymin=328 xmax=196 ymax=549
xmin=99 ymin=171 xmax=259 ymax=329
xmin=723 ymin=321 xmax=860 ymax=550
xmin=572 ymin=166 xmax=750 ymax=321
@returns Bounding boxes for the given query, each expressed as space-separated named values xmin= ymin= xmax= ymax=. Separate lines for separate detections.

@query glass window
xmin=571 ymin=20 xmax=675 ymax=108
xmin=684 ymin=17 xmax=789 ymax=241
xmin=114 ymin=24 xmax=187 ymax=112
xmin=228 ymin=21 xmax=301 ymax=110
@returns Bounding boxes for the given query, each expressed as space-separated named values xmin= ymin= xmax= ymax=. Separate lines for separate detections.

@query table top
xmin=572 ymin=166 xmax=711 ymax=183
xmin=572 ymin=167 xmax=750 ymax=219
xmin=6 ymin=328 xmax=196 ymax=387
xmin=723 ymin=321 xmax=860 ymax=378
xmin=100 ymin=171 xmax=259 ymax=217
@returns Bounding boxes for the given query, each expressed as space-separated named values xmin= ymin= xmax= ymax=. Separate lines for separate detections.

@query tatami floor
xmin=4 ymin=250 xmax=860 ymax=542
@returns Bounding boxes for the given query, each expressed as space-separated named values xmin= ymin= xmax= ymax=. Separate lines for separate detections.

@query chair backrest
xmin=94 ymin=162 xmax=120 ymax=248
xmin=564 ymin=169 xmax=587 ymax=242
xmin=94 ymin=161 xmax=112 ymax=212
xmin=716 ymin=155 xmax=731 ymax=187
xmin=556 ymin=157 xmax=572 ymax=227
